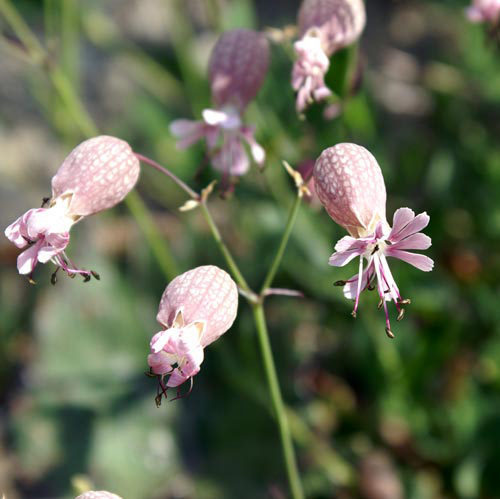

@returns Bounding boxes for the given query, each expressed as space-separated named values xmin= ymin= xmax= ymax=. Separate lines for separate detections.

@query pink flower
xmin=292 ymin=0 xmax=366 ymax=112
xmin=314 ymin=143 xmax=433 ymax=337
xmin=4 ymin=136 xmax=140 ymax=282
xmin=170 ymin=29 xmax=269 ymax=177
xmin=75 ymin=492 xmax=123 ymax=499
xmin=466 ymin=0 xmax=500 ymax=23
xmin=148 ymin=265 xmax=238 ymax=401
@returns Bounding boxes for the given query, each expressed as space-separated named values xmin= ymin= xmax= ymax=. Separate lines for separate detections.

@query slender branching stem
xmin=252 ymin=303 xmax=304 ymax=499
xmin=260 ymin=193 xmax=302 ymax=295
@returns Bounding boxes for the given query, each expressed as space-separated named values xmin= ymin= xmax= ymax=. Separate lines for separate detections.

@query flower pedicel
xmin=170 ymin=29 xmax=269 ymax=179
xmin=147 ymin=265 xmax=238 ymax=403
xmin=292 ymin=0 xmax=366 ymax=113
xmin=4 ymin=135 xmax=140 ymax=283
xmin=313 ymin=143 xmax=434 ymax=337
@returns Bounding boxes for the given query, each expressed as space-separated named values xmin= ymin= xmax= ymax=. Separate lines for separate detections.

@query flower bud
xmin=148 ymin=266 xmax=238 ymax=391
xmin=313 ymin=143 xmax=387 ymax=237
xmin=208 ymin=29 xmax=270 ymax=111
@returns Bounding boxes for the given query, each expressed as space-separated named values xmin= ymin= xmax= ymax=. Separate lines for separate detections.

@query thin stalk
xmin=252 ymin=304 xmax=304 ymax=499
xmin=135 ymin=153 xmax=199 ymax=200
xmin=199 ymin=201 xmax=250 ymax=293
xmin=260 ymin=194 xmax=302 ymax=294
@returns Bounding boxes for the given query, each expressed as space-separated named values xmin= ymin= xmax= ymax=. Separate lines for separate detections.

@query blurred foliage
xmin=2 ymin=0 xmax=500 ymax=498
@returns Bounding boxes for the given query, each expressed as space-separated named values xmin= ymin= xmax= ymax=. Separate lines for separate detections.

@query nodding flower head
xmin=293 ymin=0 xmax=366 ymax=112
xmin=466 ymin=0 xmax=500 ymax=23
xmin=75 ymin=492 xmax=123 ymax=499
xmin=314 ymin=143 xmax=434 ymax=338
xmin=170 ymin=29 xmax=269 ymax=179
xmin=147 ymin=265 xmax=238 ymax=403
xmin=4 ymin=135 xmax=140 ymax=283
xmin=208 ymin=29 xmax=270 ymax=111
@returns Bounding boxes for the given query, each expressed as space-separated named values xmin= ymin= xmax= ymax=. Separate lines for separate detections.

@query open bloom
xmin=170 ymin=29 xmax=269 ymax=178
xmin=292 ymin=0 xmax=366 ymax=112
xmin=466 ymin=0 xmax=500 ymax=23
xmin=75 ymin=492 xmax=123 ymax=499
xmin=4 ymin=135 xmax=140 ymax=282
xmin=148 ymin=265 xmax=238 ymax=401
xmin=314 ymin=143 xmax=433 ymax=337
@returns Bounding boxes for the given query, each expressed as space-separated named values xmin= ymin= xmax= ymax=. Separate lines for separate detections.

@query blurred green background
xmin=1 ymin=0 xmax=500 ymax=497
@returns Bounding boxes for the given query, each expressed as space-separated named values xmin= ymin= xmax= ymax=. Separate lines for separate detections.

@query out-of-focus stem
xmin=125 ymin=191 xmax=179 ymax=281
xmin=260 ymin=193 xmax=302 ymax=294
xmin=135 ymin=153 xmax=199 ymax=200
xmin=199 ymin=201 xmax=251 ymax=294
xmin=252 ymin=303 xmax=304 ymax=499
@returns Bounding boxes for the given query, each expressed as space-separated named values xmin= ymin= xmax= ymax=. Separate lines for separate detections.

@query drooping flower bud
xmin=148 ymin=266 xmax=238 ymax=399
xmin=292 ymin=0 xmax=366 ymax=112
xmin=314 ymin=143 xmax=433 ymax=337
xmin=170 ymin=29 xmax=269 ymax=179
xmin=313 ymin=143 xmax=387 ymax=238
xmin=75 ymin=492 xmax=123 ymax=499
xmin=208 ymin=29 xmax=270 ymax=111
xmin=4 ymin=136 xmax=140 ymax=282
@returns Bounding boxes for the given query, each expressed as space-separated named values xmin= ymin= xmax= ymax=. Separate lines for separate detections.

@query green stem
xmin=252 ymin=304 xmax=304 ymax=499
xmin=260 ymin=193 xmax=302 ymax=294
xmin=199 ymin=202 xmax=251 ymax=293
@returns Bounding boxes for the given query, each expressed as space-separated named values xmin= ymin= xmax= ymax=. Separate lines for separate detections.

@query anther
xmin=377 ymin=299 xmax=383 ymax=310
xmin=397 ymin=309 xmax=405 ymax=321
xmin=41 ymin=197 xmax=50 ymax=207
xmin=27 ymin=277 xmax=37 ymax=285
xmin=334 ymin=280 xmax=347 ymax=286
xmin=367 ymin=283 xmax=376 ymax=291
xmin=385 ymin=327 xmax=395 ymax=339
xmin=351 ymin=310 xmax=357 ymax=318
xmin=83 ymin=274 xmax=91 ymax=283
xmin=51 ymin=268 xmax=59 ymax=286
xmin=91 ymin=270 xmax=100 ymax=280
xmin=398 ymin=298 xmax=411 ymax=305
xmin=154 ymin=394 xmax=163 ymax=407
xmin=371 ymin=244 xmax=379 ymax=255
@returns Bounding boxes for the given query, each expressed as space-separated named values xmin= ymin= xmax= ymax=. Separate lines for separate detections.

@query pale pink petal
xmin=170 ymin=119 xmax=209 ymax=149
xmin=148 ymin=351 xmax=174 ymax=375
xmin=386 ymin=249 xmax=434 ymax=272
xmin=240 ymin=126 xmax=265 ymax=164
xmin=37 ymin=232 xmax=69 ymax=263
xmin=391 ymin=232 xmax=431 ymax=251
xmin=390 ymin=207 xmax=415 ymax=236
xmin=5 ymin=216 xmax=28 ymax=248
xmin=202 ymin=109 xmax=231 ymax=126
xmin=75 ymin=492 xmax=123 ymax=499
xmin=390 ymin=212 xmax=430 ymax=243
xmin=211 ymin=138 xmax=249 ymax=176
xmin=343 ymin=266 xmax=371 ymax=300
xmin=17 ymin=242 xmax=42 ymax=275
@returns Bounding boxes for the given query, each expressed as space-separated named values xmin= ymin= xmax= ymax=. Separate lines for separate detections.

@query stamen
xmin=334 ymin=280 xmax=347 ymax=286
xmin=91 ymin=270 xmax=100 ymax=280
xmin=51 ymin=267 xmax=60 ymax=285
xmin=171 ymin=377 xmax=194 ymax=401
xmin=352 ymin=256 xmax=364 ymax=317
xmin=398 ymin=298 xmax=411 ymax=305
xmin=385 ymin=327 xmax=395 ymax=339
xmin=371 ymin=244 xmax=379 ymax=255
xmin=397 ymin=309 xmax=405 ymax=321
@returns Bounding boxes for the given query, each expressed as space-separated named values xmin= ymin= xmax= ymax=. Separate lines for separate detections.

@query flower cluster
xmin=292 ymin=0 xmax=366 ymax=112
xmin=313 ymin=143 xmax=433 ymax=337
xmin=147 ymin=265 xmax=238 ymax=402
xmin=4 ymin=135 xmax=140 ymax=283
xmin=170 ymin=29 xmax=269 ymax=179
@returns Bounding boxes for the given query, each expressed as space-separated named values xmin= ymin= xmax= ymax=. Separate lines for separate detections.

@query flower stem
xmin=260 ymin=193 xmax=302 ymax=294
xmin=198 ymin=201 xmax=251 ymax=294
xmin=252 ymin=303 xmax=304 ymax=499
xmin=135 ymin=153 xmax=199 ymax=200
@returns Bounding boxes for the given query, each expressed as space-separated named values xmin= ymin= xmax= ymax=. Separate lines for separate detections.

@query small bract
xmin=148 ymin=265 xmax=238 ymax=401
xmin=4 ymin=135 xmax=140 ymax=282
